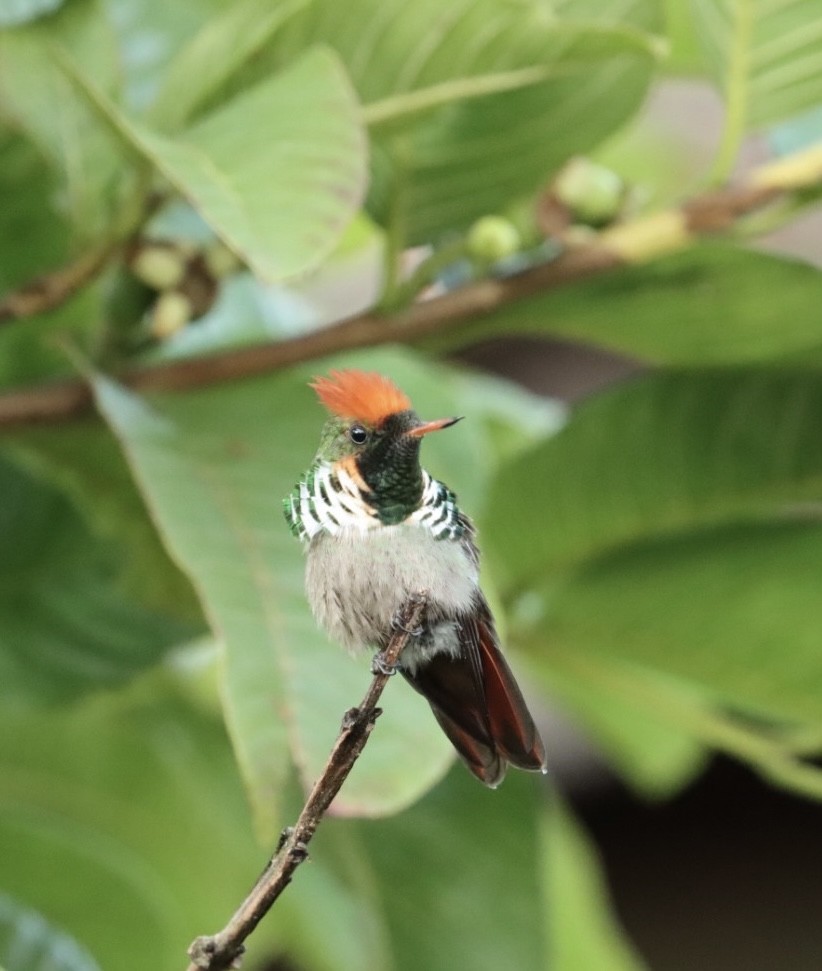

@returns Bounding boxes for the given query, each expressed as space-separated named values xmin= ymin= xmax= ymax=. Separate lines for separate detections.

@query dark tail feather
xmin=475 ymin=617 xmax=547 ymax=773
xmin=401 ymin=614 xmax=546 ymax=787
xmin=401 ymin=650 xmax=507 ymax=786
xmin=429 ymin=704 xmax=505 ymax=788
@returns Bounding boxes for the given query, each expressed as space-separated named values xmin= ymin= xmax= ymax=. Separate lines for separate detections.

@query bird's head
xmin=310 ymin=369 xmax=461 ymax=522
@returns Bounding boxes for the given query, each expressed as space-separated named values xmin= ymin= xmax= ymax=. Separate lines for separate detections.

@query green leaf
xmin=689 ymin=0 xmax=822 ymax=173
xmin=93 ymin=351 xmax=525 ymax=836
xmin=486 ymin=368 xmax=822 ymax=593
xmin=0 ymin=453 xmax=193 ymax=705
xmin=0 ymin=896 xmax=101 ymax=971
xmin=64 ymin=45 xmax=367 ymax=282
xmin=0 ymin=0 xmax=125 ymax=233
xmin=359 ymin=770 xmax=546 ymax=971
xmin=541 ymin=793 xmax=646 ymax=971
xmin=451 ymin=245 xmax=822 ymax=366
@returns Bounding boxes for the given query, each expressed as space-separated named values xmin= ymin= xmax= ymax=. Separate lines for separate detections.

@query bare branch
xmin=185 ymin=593 xmax=428 ymax=971
xmin=0 ymin=244 xmax=617 ymax=429
xmin=0 ymin=142 xmax=820 ymax=430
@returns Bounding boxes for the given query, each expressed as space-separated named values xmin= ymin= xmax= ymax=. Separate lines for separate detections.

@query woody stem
xmin=185 ymin=593 xmax=428 ymax=971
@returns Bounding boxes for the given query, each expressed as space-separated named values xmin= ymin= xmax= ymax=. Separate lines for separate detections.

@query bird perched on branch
xmin=284 ymin=369 xmax=546 ymax=787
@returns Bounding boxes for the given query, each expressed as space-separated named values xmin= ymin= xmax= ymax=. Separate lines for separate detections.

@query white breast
xmin=305 ymin=523 xmax=478 ymax=653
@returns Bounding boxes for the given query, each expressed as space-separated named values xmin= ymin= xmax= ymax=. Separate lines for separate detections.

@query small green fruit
xmin=467 ymin=215 xmax=522 ymax=264
xmin=151 ymin=290 xmax=192 ymax=339
xmin=131 ymin=244 xmax=187 ymax=290
xmin=554 ymin=157 xmax=624 ymax=226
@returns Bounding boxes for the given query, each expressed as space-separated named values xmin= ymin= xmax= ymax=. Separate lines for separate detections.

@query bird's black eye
xmin=349 ymin=424 xmax=368 ymax=445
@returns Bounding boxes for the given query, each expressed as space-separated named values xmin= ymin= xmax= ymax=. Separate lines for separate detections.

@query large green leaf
xmin=486 ymin=368 xmax=822 ymax=593
xmin=450 ymin=245 xmax=822 ymax=366
xmin=529 ymin=643 xmax=822 ymax=801
xmin=93 ymin=351 xmax=547 ymax=835
xmin=371 ymin=51 xmax=653 ymax=245
xmin=689 ymin=0 xmax=822 ymax=171
xmin=1 ymin=680 xmax=641 ymax=971
xmin=542 ymin=793 xmax=646 ymax=971
xmin=64 ymin=46 xmax=367 ymax=281
xmin=0 ymin=454 xmax=193 ymax=705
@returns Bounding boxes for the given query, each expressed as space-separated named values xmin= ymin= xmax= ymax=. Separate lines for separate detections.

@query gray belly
xmin=305 ymin=524 xmax=478 ymax=653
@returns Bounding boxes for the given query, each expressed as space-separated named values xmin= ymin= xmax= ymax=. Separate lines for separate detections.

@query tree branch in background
xmin=0 ymin=143 xmax=820 ymax=431
xmin=185 ymin=593 xmax=428 ymax=971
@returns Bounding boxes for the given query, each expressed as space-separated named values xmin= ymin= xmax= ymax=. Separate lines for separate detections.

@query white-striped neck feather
xmin=284 ymin=462 xmax=464 ymax=542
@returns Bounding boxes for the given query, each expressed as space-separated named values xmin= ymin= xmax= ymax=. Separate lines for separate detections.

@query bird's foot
xmin=371 ymin=652 xmax=398 ymax=676
xmin=390 ymin=610 xmax=425 ymax=638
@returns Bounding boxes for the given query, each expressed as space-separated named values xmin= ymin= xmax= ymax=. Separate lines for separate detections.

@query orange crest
xmin=310 ymin=370 xmax=411 ymax=424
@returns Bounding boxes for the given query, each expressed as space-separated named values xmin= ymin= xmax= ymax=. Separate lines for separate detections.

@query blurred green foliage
xmin=1 ymin=0 xmax=822 ymax=968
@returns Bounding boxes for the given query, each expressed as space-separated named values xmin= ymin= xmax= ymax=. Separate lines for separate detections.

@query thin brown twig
xmin=0 ymin=243 xmax=617 ymax=429
xmin=185 ymin=593 xmax=428 ymax=971
xmin=0 ymin=158 xmax=814 ymax=431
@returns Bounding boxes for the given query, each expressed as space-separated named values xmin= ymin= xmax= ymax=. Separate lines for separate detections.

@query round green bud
xmin=466 ymin=215 xmax=522 ymax=264
xmin=553 ymin=157 xmax=624 ymax=226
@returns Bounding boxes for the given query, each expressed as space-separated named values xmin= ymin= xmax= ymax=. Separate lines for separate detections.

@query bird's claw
xmin=371 ymin=652 xmax=397 ymax=676
xmin=390 ymin=615 xmax=424 ymax=637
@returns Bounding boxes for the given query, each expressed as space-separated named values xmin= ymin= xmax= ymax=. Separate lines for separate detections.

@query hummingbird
xmin=284 ymin=369 xmax=546 ymax=787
